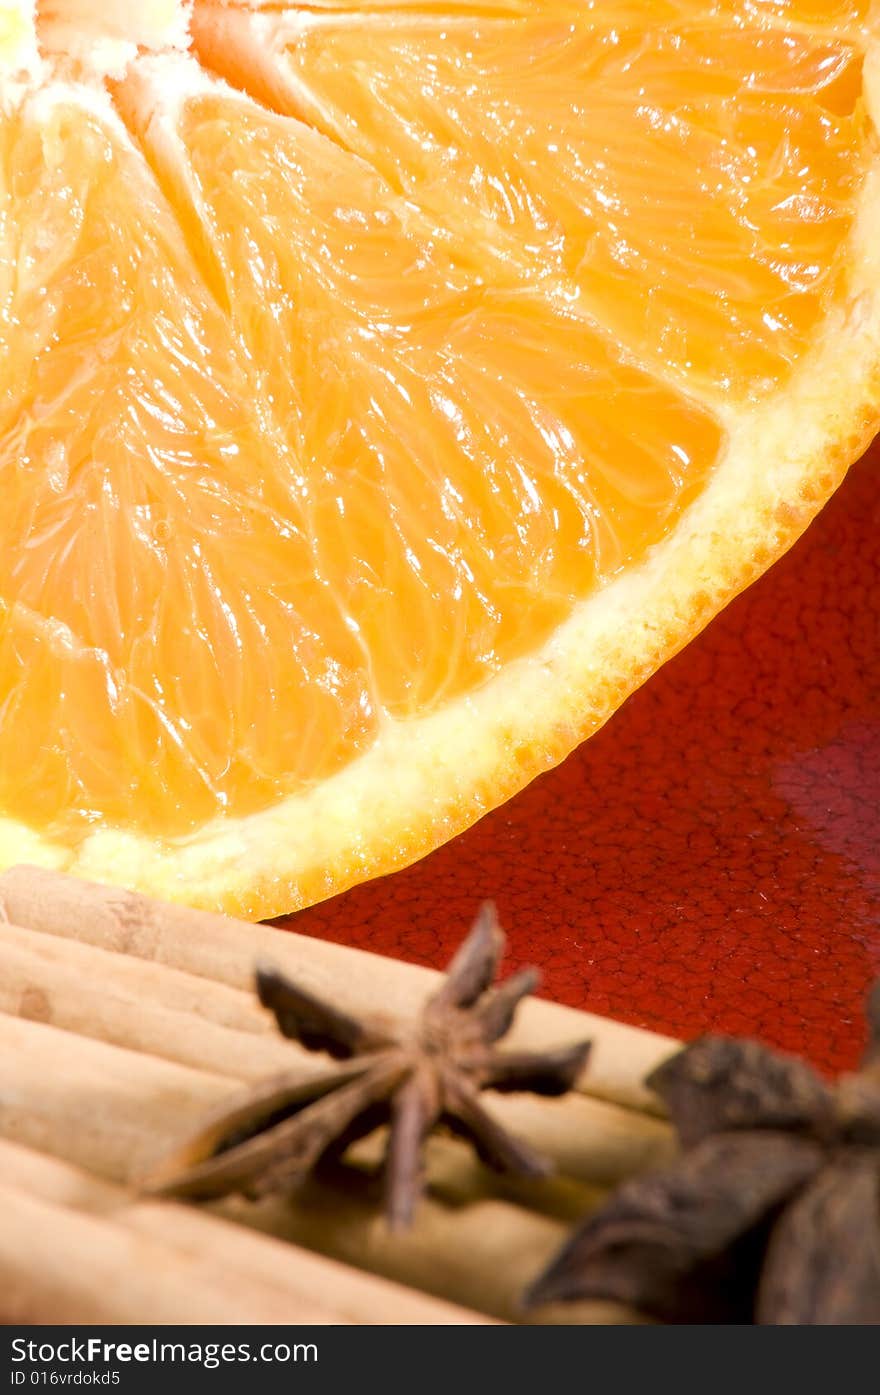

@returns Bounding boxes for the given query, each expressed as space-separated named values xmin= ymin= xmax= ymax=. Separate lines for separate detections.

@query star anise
xmin=148 ymin=903 xmax=591 ymax=1229
xmin=525 ymin=984 xmax=880 ymax=1324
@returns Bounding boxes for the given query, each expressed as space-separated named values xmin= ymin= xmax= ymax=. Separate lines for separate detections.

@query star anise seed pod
xmin=148 ymin=903 xmax=592 ymax=1229
xmin=525 ymin=987 xmax=880 ymax=1324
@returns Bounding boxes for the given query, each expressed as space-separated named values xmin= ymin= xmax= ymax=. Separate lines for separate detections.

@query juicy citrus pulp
xmin=0 ymin=0 xmax=878 ymax=913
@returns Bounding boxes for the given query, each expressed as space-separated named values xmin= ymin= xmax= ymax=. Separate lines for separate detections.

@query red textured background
xmin=280 ymin=442 xmax=880 ymax=1076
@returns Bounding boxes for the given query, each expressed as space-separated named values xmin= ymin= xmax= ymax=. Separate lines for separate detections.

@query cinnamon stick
xmin=234 ymin=1160 xmax=644 ymax=1325
xmin=0 ymin=921 xmax=299 ymax=1081
xmin=0 ymin=915 xmax=271 ymax=1033
xmin=0 ymin=865 xmax=677 ymax=1113
xmin=0 ymin=1138 xmax=487 ymax=1326
xmin=0 ymin=1182 xmax=345 ymax=1326
xmin=0 ymin=1010 xmax=229 ymax=1179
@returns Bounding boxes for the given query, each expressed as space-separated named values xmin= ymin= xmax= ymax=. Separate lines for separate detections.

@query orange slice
xmin=0 ymin=0 xmax=878 ymax=915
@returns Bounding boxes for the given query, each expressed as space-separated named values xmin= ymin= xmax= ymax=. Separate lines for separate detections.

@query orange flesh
xmin=241 ymin=12 xmax=870 ymax=395
xmin=0 ymin=2 xmax=874 ymax=842
xmin=176 ymin=95 xmax=721 ymax=702
xmin=0 ymin=99 xmax=373 ymax=832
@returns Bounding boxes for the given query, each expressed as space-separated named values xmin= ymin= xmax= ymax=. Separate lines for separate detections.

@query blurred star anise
xmin=150 ymin=903 xmax=591 ymax=1229
xmin=526 ymin=984 xmax=880 ymax=1324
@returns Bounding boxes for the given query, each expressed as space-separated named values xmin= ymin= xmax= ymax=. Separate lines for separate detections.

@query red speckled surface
xmin=281 ymin=442 xmax=880 ymax=1075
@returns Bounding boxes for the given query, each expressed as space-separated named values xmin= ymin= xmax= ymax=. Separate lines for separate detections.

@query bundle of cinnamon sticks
xmin=0 ymin=866 xmax=677 ymax=1324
